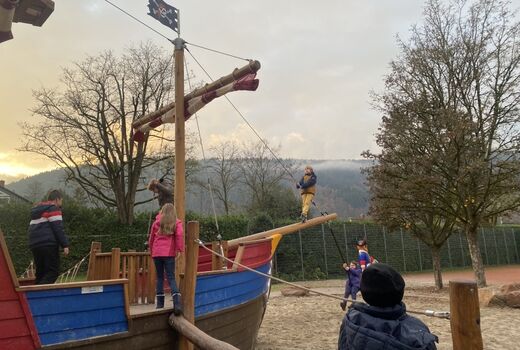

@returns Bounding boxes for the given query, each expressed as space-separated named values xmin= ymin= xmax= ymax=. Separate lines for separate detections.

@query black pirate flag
xmin=147 ymin=0 xmax=179 ymax=33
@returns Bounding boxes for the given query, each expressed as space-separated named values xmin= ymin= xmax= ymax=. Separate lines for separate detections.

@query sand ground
xmin=255 ymin=270 xmax=520 ymax=350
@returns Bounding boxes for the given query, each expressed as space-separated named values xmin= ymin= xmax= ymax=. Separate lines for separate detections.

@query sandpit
xmin=255 ymin=279 xmax=520 ymax=350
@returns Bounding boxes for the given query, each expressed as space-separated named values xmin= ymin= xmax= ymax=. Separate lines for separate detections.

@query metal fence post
xmin=481 ymin=227 xmax=488 ymax=265
xmin=274 ymin=251 xmax=278 ymax=275
xmin=298 ymin=230 xmax=305 ymax=280
xmin=447 ymin=236 xmax=453 ymax=268
xmin=502 ymin=228 xmax=510 ymax=265
xmin=493 ymin=228 xmax=499 ymax=265
xmin=459 ymin=233 xmax=466 ymax=267
xmin=383 ymin=227 xmax=389 ymax=264
xmin=343 ymin=223 xmax=349 ymax=263
xmin=417 ymin=239 xmax=423 ymax=271
xmin=322 ymin=224 xmax=328 ymax=277
xmin=400 ymin=228 xmax=407 ymax=272
xmin=363 ymin=223 xmax=367 ymax=240
xmin=512 ymin=228 xmax=519 ymax=263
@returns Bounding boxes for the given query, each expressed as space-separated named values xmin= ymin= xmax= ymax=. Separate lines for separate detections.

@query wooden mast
xmin=173 ymin=37 xmax=185 ymax=223
xmin=173 ymin=37 xmax=194 ymax=350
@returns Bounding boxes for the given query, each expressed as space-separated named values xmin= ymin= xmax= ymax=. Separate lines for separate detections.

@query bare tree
xmin=238 ymin=140 xmax=298 ymax=219
xmin=20 ymin=42 xmax=175 ymax=224
xmin=199 ymin=141 xmax=241 ymax=215
xmin=368 ymin=0 xmax=520 ymax=286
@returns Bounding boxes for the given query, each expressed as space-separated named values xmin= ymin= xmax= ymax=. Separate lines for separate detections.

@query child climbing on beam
xmin=296 ymin=165 xmax=317 ymax=223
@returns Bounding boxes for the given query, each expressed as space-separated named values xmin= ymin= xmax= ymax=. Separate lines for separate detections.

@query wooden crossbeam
xmin=227 ymin=213 xmax=337 ymax=246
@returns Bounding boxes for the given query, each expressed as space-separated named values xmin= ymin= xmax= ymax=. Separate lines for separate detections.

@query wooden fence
xmin=86 ymin=242 xmax=156 ymax=305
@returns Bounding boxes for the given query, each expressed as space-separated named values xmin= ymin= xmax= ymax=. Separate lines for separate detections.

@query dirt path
xmin=256 ymin=267 xmax=520 ymax=349
xmin=404 ymin=265 xmax=520 ymax=284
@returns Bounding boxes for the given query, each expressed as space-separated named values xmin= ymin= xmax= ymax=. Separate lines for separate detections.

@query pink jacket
xmin=148 ymin=214 xmax=184 ymax=258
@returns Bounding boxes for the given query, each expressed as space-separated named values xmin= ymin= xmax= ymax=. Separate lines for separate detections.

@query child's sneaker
xmin=340 ymin=300 xmax=347 ymax=311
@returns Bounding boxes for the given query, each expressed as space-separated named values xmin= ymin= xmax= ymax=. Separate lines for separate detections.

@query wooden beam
xmin=0 ymin=229 xmax=20 ymax=288
xmin=174 ymin=41 xmax=186 ymax=223
xmin=18 ymin=279 xmax=128 ymax=291
xmin=169 ymin=315 xmax=238 ymax=350
xmin=86 ymin=242 xmax=101 ymax=281
xmin=180 ymin=221 xmax=200 ymax=350
xmin=132 ymin=60 xmax=261 ymax=129
xmin=228 ymin=213 xmax=337 ymax=246
xmin=231 ymin=245 xmax=245 ymax=271
xmin=449 ymin=280 xmax=483 ymax=350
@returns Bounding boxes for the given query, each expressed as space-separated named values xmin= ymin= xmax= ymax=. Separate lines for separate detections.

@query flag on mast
xmin=147 ymin=0 xmax=179 ymax=33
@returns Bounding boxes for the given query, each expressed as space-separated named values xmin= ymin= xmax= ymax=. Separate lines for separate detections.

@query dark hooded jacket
xmin=338 ymin=302 xmax=438 ymax=350
xmin=155 ymin=182 xmax=173 ymax=207
xmin=28 ymin=202 xmax=69 ymax=249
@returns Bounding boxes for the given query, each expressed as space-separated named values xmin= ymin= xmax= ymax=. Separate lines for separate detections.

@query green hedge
xmin=2 ymin=203 xmax=520 ymax=281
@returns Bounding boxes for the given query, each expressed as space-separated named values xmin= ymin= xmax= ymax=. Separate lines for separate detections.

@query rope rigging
xmin=196 ymin=239 xmax=451 ymax=320
xmin=56 ymin=253 xmax=90 ymax=283
xmin=102 ymin=0 xmax=248 ymax=64
xmin=185 ymin=48 xmax=349 ymax=262
xmin=184 ymin=59 xmax=220 ymax=234
xmin=102 ymin=0 xmax=351 ymax=262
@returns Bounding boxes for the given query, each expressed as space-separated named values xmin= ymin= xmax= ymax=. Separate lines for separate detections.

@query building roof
xmin=0 ymin=186 xmax=31 ymax=203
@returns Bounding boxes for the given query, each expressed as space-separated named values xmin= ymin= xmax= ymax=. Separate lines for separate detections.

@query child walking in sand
xmin=340 ymin=261 xmax=362 ymax=311
xmin=148 ymin=203 xmax=184 ymax=314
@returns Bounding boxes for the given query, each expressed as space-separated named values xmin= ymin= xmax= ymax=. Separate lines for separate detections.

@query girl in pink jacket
xmin=148 ymin=203 xmax=184 ymax=313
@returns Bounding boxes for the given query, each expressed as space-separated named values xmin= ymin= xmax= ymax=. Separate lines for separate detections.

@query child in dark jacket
xmin=148 ymin=203 xmax=184 ymax=314
xmin=340 ymin=261 xmax=362 ymax=311
xmin=338 ymin=263 xmax=438 ymax=350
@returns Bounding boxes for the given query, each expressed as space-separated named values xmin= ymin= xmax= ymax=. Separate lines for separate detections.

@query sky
xmin=2 ymin=0 xmax=513 ymax=182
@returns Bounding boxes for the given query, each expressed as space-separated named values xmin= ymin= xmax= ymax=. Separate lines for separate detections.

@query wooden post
xmin=173 ymin=36 xmax=186 ymax=298
xmin=174 ymin=37 xmax=185 ymax=224
xmin=180 ymin=221 xmax=199 ymax=350
xmin=147 ymin=254 xmax=156 ymax=304
xmin=86 ymin=242 xmax=101 ymax=280
xmin=449 ymin=280 xmax=483 ymax=350
xmin=211 ymin=242 xmax=219 ymax=270
xmin=110 ymin=248 xmax=121 ymax=279
xmin=231 ymin=245 xmax=245 ymax=271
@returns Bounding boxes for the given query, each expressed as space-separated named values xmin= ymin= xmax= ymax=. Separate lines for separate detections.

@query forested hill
xmin=5 ymin=159 xmax=370 ymax=219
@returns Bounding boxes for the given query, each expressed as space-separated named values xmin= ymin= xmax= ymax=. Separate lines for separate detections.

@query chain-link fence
xmin=272 ymin=223 xmax=520 ymax=280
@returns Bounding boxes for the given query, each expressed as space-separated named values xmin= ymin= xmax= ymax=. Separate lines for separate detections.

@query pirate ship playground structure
xmin=0 ymin=4 xmax=338 ymax=348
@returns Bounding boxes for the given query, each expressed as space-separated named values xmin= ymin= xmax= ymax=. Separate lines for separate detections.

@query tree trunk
xmin=465 ymin=226 xmax=486 ymax=287
xmin=431 ymin=246 xmax=443 ymax=290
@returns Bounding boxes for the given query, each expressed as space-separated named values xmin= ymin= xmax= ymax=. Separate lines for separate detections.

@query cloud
xmin=0 ymin=152 xmax=55 ymax=177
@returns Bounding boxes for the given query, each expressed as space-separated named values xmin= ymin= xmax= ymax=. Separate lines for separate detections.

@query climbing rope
xmin=56 ymin=253 xmax=90 ymax=284
xmin=196 ymin=239 xmax=450 ymax=320
xmin=184 ymin=49 xmax=349 ymax=262
xmin=19 ymin=261 xmax=35 ymax=279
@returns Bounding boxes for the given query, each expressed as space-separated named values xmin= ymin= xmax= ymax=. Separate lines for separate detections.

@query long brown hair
xmin=159 ymin=203 xmax=177 ymax=235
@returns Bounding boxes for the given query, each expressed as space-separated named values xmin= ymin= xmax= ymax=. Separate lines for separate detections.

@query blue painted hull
xmin=195 ymin=262 xmax=271 ymax=318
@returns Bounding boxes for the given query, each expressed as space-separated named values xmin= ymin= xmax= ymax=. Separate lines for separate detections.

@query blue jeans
xmin=153 ymin=257 xmax=179 ymax=295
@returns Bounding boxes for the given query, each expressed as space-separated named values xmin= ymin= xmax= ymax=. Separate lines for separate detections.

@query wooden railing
xmin=86 ymin=242 xmax=156 ymax=305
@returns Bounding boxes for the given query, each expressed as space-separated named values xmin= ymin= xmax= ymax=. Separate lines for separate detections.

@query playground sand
xmin=256 ymin=280 xmax=520 ymax=350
